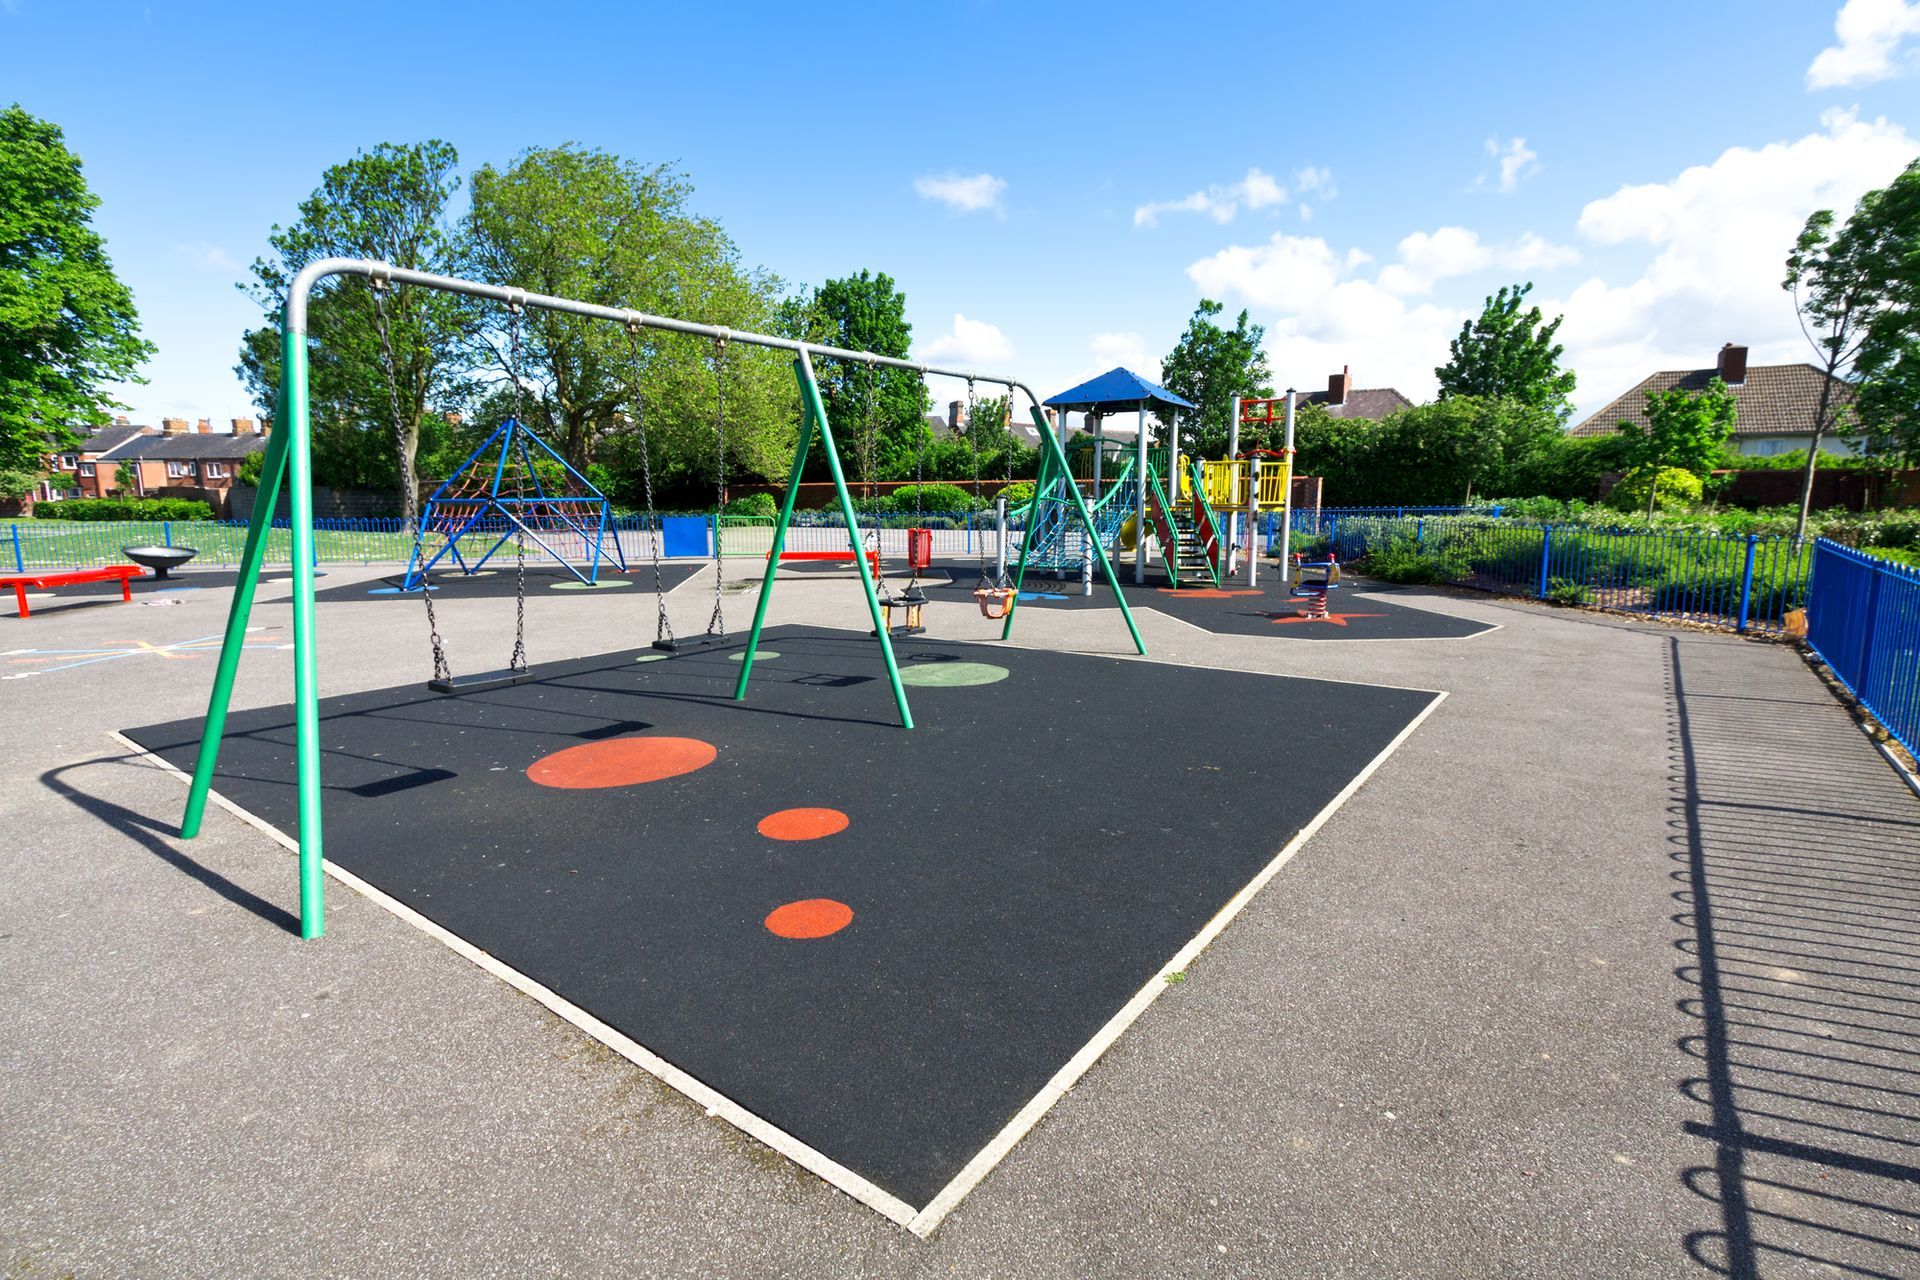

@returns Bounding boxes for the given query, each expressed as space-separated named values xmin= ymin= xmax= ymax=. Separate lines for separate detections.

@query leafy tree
xmin=1436 ymin=282 xmax=1576 ymax=421
xmin=1849 ymin=159 xmax=1920 ymax=467
xmin=1783 ymin=182 xmax=1901 ymax=536
xmin=783 ymin=270 xmax=926 ymax=484
xmin=0 ymin=104 xmax=154 ymax=470
xmin=1616 ymin=378 xmax=1737 ymax=519
xmin=1158 ymin=300 xmax=1273 ymax=457
xmin=459 ymin=146 xmax=794 ymax=506
xmin=1291 ymin=396 xmax=1559 ymax=505
xmin=237 ymin=140 xmax=468 ymax=524
xmin=110 ymin=459 xmax=136 ymax=496
xmin=0 ymin=467 xmax=42 ymax=500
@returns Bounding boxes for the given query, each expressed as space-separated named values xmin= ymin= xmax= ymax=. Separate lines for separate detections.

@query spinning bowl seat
xmin=122 ymin=544 xmax=198 ymax=578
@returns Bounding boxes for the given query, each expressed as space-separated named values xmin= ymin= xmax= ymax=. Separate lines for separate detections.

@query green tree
xmin=459 ymin=146 xmax=794 ymax=504
xmin=1783 ymin=184 xmax=1898 ymax=536
xmin=1436 ymin=282 xmax=1576 ymax=421
xmin=1158 ymin=300 xmax=1273 ymax=457
xmin=1616 ymin=378 xmax=1737 ymax=519
xmin=1849 ymin=159 xmax=1920 ymax=467
xmin=110 ymin=459 xmax=136 ymax=496
xmin=237 ymin=140 xmax=468 ymax=523
xmin=784 ymin=270 xmax=926 ymax=484
xmin=0 ymin=103 xmax=154 ymax=471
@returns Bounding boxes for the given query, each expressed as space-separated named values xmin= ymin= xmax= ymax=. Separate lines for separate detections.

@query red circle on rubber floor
xmin=527 ymin=736 xmax=717 ymax=788
xmin=765 ymin=898 xmax=854 ymax=939
xmin=757 ymin=807 xmax=850 ymax=840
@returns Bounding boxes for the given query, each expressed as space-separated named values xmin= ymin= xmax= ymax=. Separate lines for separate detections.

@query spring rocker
xmin=1290 ymin=551 xmax=1341 ymax=619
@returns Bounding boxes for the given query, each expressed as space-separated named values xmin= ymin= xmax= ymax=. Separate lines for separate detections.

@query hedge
xmin=34 ymin=498 xmax=215 ymax=522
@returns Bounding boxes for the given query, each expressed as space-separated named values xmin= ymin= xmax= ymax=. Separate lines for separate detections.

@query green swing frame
xmin=175 ymin=260 xmax=1144 ymax=938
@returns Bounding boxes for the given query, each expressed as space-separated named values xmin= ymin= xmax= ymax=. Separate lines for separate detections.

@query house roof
xmin=1297 ymin=386 xmax=1412 ymax=420
xmin=1569 ymin=363 xmax=1855 ymax=438
xmin=1045 ymin=367 xmax=1197 ymax=413
xmin=101 ymin=433 xmax=268 ymax=461
xmin=74 ymin=423 xmax=155 ymax=456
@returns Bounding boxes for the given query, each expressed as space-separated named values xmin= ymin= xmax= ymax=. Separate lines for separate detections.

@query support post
xmin=1276 ymin=390 xmax=1296 ymax=572
xmin=1736 ymin=533 xmax=1757 ymax=633
xmin=1003 ymin=405 xmax=1145 ymax=655
xmin=1537 ymin=524 xmax=1554 ymax=599
xmin=10 ymin=524 xmax=20 ymax=573
xmin=1245 ymin=456 xmax=1259 ymax=588
xmin=737 ymin=353 xmax=913 ymax=728
xmin=1134 ymin=405 xmax=1148 ymax=585
xmin=1226 ymin=395 xmax=1242 ymax=576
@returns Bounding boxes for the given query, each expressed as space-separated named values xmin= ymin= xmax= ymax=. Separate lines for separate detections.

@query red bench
xmin=769 ymin=550 xmax=882 ymax=574
xmin=2 ymin=565 xmax=149 ymax=618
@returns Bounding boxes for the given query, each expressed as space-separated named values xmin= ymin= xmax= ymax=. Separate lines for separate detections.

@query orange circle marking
xmin=765 ymin=898 xmax=854 ymax=939
xmin=1156 ymin=587 xmax=1264 ymax=599
xmin=757 ymin=807 xmax=850 ymax=841
xmin=527 ymin=736 xmax=717 ymax=789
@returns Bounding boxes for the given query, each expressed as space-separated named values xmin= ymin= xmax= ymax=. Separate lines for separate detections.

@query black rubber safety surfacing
xmin=319 ymin=562 xmax=704 ymax=603
xmin=126 ymin=626 xmax=1436 ymax=1210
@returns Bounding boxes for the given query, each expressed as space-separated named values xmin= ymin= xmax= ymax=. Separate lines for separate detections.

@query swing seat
xmin=428 ymin=667 xmax=535 ymax=695
xmin=974 ymin=586 xmax=1016 ymax=619
xmin=650 ymin=633 xmax=732 ymax=655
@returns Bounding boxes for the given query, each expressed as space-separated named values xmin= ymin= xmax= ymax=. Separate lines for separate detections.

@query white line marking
xmin=907 ymin=687 xmax=1450 ymax=1236
xmin=104 ymin=730 xmax=921 ymax=1230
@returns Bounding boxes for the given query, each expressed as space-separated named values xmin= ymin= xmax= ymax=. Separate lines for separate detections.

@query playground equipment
xmin=121 ymin=544 xmax=197 ymax=578
xmin=179 ymin=257 xmax=1146 ymax=938
xmin=1290 ymin=551 xmax=1341 ymax=618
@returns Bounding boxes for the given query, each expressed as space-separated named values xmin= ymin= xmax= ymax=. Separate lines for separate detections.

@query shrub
xmin=1544 ymin=577 xmax=1594 ymax=606
xmin=887 ymin=482 xmax=981 ymax=513
xmin=1607 ymin=466 xmax=1704 ymax=514
xmin=722 ymin=492 xmax=777 ymax=518
xmin=34 ymin=497 xmax=215 ymax=522
xmin=994 ymin=480 xmax=1036 ymax=511
xmin=1359 ymin=536 xmax=1445 ymax=584
xmin=0 ymin=468 xmax=42 ymax=500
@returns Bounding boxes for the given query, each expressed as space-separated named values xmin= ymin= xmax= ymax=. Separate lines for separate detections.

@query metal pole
xmin=734 ymin=360 xmax=816 ymax=702
xmin=1737 ymin=534 xmax=1758 ymax=633
xmin=1134 ymin=405 xmax=1148 ymax=585
xmin=10 ymin=525 xmax=20 ymax=573
xmin=1226 ymin=394 xmax=1242 ymax=576
xmin=1246 ymin=456 xmax=1260 ymax=588
xmin=995 ymin=496 xmax=1007 ymax=581
xmin=1277 ymin=390 xmax=1296 ymax=572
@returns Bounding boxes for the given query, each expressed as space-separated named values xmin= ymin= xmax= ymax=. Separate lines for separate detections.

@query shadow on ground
xmin=1666 ymin=636 xmax=1920 ymax=1278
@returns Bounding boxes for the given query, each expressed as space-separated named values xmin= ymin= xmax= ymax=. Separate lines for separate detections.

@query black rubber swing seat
xmin=427 ymin=667 xmax=536 ymax=695
xmin=651 ymin=633 xmax=733 ymax=655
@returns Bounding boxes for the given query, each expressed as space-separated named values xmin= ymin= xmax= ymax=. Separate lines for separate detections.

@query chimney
xmin=1716 ymin=343 xmax=1748 ymax=386
xmin=196 ymin=418 xmax=212 ymax=434
xmin=949 ymin=400 xmax=964 ymax=433
xmin=115 ymin=415 xmax=129 ymax=426
xmin=230 ymin=418 xmax=255 ymax=435
xmin=1327 ymin=366 xmax=1350 ymax=406
xmin=161 ymin=417 xmax=189 ymax=436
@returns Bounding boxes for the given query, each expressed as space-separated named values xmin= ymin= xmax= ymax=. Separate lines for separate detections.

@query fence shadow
xmin=1666 ymin=636 xmax=1920 ymax=1278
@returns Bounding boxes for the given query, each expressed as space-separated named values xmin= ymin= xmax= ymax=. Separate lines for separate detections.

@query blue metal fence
xmin=1806 ymin=540 xmax=1920 ymax=759
xmin=1303 ymin=514 xmax=1815 ymax=635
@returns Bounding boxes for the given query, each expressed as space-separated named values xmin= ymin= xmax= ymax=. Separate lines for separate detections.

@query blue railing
xmin=1276 ymin=505 xmax=1502 ymax=540
xmin=1806 ymin=540 xmax=1920 ymax=759
xmin=1304 ymin=514 xmax=1814 ymax=635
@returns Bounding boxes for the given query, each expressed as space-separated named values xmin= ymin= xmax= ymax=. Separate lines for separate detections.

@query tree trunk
xmin=1647 ymin=473 xmax=1659 ymax=522
xmin=397 ymin=420 xmax=421 ymax=531
xmin=1793 ymin=372 xmax=1837 ymax=542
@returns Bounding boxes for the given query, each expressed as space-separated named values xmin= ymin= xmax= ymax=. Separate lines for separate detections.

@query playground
xmin=4 ymin=266 xmax=1917 ymax=1279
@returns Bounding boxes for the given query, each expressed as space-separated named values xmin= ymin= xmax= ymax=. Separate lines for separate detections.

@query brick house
xmin=1570 ymin=344 xmax=1861 ymax=457
xmin=37 ymin=418 xmax=157 ymax=502
xmin=1295 ymin=366 xmax=1413 ymax=420
xmin=103 ymin=419 xmax=268 ymax=511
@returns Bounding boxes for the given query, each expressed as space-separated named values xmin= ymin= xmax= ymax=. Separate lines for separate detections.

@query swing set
xmin=176 ymin=258 xmax=1145 ymax=939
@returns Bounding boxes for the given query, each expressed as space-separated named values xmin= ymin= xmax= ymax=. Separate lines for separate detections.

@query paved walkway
xmin=2 ymin=565 xmax=1914 ymax=1278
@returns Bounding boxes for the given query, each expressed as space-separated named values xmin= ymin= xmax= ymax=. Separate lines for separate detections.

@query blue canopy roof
xmin=1043 ymin=366 xmax=1196 ymax=413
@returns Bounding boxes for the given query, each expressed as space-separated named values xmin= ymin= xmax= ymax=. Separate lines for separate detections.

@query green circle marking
xmin=727 ymin=649 xmax=779 ymax=662
xmin=552 ymin=578 xmax=633 ymax=591
xmin=898 ymin=661 xmax=1010 ymax=687
xmin=635 ymin=653 xmax=671 ymax=663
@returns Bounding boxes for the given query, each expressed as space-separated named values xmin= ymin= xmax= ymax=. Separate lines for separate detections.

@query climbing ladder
xmin=1143 ymin=456 xmax=1224 ymax=588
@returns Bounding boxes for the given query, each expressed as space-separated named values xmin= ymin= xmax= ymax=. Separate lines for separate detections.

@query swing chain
xmin=706 ymin=333 xmax=728 ymax=639
xmin=370 ymin=275 xmax=450 ymax=683
xmin=505 ymin=301 xmax=529 ymax=674
xmin=625 ymin=323 xmax=674 ymax=648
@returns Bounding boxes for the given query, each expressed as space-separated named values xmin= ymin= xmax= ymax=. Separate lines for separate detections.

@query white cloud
xmin=1370 ymin=227 xmax=1579 ymax=296
xmin=1481 ymin=137 xmax=1539 ymax=193
xmin=173 ymin=241 xmax=240 ymax=272
xmin=1808 ymin=0 xmax=1920 ymax=88
xmin=1088 ymin=331 xmax=1155 ymax=375
xmin=1559 ymin=107 xmax=1917 ymax=419
xmin=914 ymin=172 xmax=1007 ymax=216
xmin=922 ymin=313 xmax=1014 ymax=366
xmin=1294 ymin=165 xmax=1337 ymax=200
xmin=1134 ymin=168 xmax=1289 ymax=228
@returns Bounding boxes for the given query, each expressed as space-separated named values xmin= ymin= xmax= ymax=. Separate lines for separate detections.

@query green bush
xmin=1359 ymin=536 xmax=1445 ymax=584
xmin=887 ymin=482 xmax=981 ymax=513
xmin=0 ymin=468 xmax=42 ymax=500
xmin=35 ymin=497 xmax=215 ymax=522
xmin=1607 ymin=466 xmax=1704 ymax=514
xmin=994 ymin=480 xmax=1036 ymax=511
xmin=1544 ymin=577 xmax=1594 ymax=607
xmin=722 ymin=492 xmax=777 ymax=518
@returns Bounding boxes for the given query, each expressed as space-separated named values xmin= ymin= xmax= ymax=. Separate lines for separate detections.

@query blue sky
xmin=7 ymin=0 xmax=1920 ymax=428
